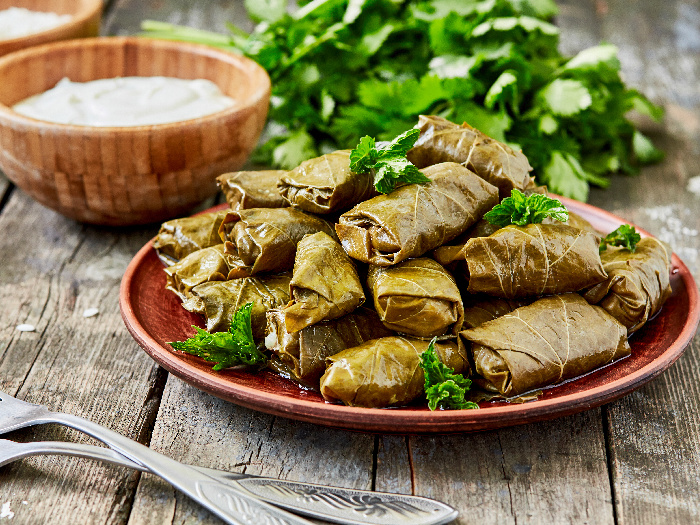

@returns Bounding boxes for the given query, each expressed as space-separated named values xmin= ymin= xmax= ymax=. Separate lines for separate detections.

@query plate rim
xmin=119 ymin=196 xmax=700 ymax=433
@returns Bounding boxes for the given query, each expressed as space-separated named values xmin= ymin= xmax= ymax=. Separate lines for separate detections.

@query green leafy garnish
xmin=141 ymin=2 xmax=664 ymax=201
xmin=420 ymin=338 xmax=478 ymax=411
xmin=349 ymin=129 xmax=430 ymax=194
xmin=599 ymin=224 xmax=641 ymax=253
xmin=484 ymin=189 xmax=569 ymax=227
xmin=169 ymin=303 xmax=266 ymax=371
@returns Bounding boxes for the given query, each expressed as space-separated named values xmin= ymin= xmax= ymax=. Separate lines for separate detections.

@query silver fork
xmin=0 ymin=438 xmax=457 ymax=525
xmin=0 ymin=391 xmax=317 ymax=525
xmin=0 ymin=392 xmax=457 ymax=525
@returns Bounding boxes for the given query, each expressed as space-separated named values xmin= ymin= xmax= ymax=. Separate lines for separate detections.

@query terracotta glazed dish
xmin=0 ymin=37 xmax=270 ymax=225
xmin=0 ymin=0 xmax=102 ymax=57
xmin=120 ymin=197 xmax=700 ymax=434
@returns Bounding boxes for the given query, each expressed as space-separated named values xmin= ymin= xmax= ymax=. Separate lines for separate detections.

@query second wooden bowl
xmin=0 ymin=0 xmax=102 ymax=56
xmin=0 ymin=37 xmax=271 ymax=225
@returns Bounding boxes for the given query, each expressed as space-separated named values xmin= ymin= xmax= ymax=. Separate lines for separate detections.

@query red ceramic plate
xmin=120 ymin=197 xmax=700 ymax=433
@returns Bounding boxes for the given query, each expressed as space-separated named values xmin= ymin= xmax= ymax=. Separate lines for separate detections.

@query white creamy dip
xmin=12 ymin=76 xmax=237 ymax=126
xmin=0 ymin=7 xmax=72 ymax=40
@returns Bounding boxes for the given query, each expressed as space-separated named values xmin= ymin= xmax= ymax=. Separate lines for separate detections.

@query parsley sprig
xmin=169 ymin=303 xmax=266 ymax=371
xmin=484 ymin=189 xmax=569 ymax=227
xmin=349 ymin=129 xmax=430 ymax=194
xmin=142 ymin=2 xmax=663 ymax=201
xmin=599 ymin=224 xmax=641 ymax=253
xmin=420 ymin=338 xmax=478 ymax=411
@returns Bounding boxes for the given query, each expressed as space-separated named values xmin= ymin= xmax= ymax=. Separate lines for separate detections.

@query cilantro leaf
xmin=484 ymin=189 xmax=569 ymax=227
xmin=421 ymin=338 xmax=478 ymax=411
xmin=169 ymin=303 xmax=266 ymax=371
xmin=599 ymin=224 xmax=641 ymax=253
xmin=349 ymin=129 xmax=430 ymax=193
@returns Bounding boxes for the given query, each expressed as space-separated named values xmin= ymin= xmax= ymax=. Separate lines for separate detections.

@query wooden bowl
xmin=0 ymin=37 xmax=271 ymax=225
xmin=0 ymin=0 xmax=102 ymax=56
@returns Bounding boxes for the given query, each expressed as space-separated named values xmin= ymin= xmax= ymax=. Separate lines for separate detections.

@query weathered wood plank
xmin=0 ymin=190 xmax=165 ymax=525
xmin=375 ymin=410 xmax=615 ymax=525
xmin=559 ymin=1 xmax=700 ymax=523
xmin=126 ymin=378 xmax=375 ymax=525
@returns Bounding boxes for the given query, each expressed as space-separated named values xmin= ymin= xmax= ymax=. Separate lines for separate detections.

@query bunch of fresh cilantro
xmin=142 ymin=0 xmax=663 ymax=200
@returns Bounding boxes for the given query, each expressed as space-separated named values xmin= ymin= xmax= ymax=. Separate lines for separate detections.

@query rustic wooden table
xmin=1 ymin=1 xmax=699 ymax=523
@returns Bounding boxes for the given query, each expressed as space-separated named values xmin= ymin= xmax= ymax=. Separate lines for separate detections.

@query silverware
xmin=0 ymin=438 xmax=456 ymax=525
xmin=0 ymin=391 xmax=317 ymax=525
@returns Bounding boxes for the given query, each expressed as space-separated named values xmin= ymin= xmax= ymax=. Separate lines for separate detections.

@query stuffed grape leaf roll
xmin=462 ymin=295 xmax=530 ymax=329
xmin=164 ymin=245 xmax=229 ymax=302
xmin=278 ymin=150 xmax=377 ymax=214
xmin=406 ymin=115 xmax=533 ymax=198
xmin=582 ymin=237 xmax=672 ymax=333
xmin=219 ymin=208 xmax=336 ymax=277
xmin=453 ymin=224 xmax=606 ymax=298
xmin=182 ymin=273 xmax=291 ymax=338
xmin=283 ymin=232 xmax=365 ymax=333
xmin=266 ymin=307 xmax=392 ymax=385
xmin=217 ymin=170 xmax=289 ymax=210
xmin=336 ymin=162 xmax=499 ymax=266
xmin=367 ymin=258 xmax=464 ymax=338
xmin=320 ymin=337 xmax=469 ymax=408
xmin=460 ymin=294 xmax=630 ymax=397
xmin=153 ymin=210 xmax=227 ymax=265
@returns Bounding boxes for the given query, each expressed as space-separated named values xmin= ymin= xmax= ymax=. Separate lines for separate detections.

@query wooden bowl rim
xmin=0 ymin=36 xmax=271 ymax=132
xmin=0 ymin=0 xmax=102 ymax=47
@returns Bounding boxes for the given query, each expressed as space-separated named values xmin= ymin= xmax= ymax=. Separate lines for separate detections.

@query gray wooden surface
xmin=1 ymin=1 xmax=699 ymax=524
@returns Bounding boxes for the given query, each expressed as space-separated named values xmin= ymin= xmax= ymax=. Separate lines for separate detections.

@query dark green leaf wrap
xmin=164 ymin=245 xmax=230 ymax=302
xmin=219 ymin=207 xmax=337 ymax=277
xmin=153 ymin=210 xmax=227 ymax=265
xmin=266 ymin=307 xmax=392 ymax=385
xmin=582 ymin=237 xmax=672 ymax=333
xmin=460 ymin=294 xmax=630 ymax=397
xmin=335 ymin=162 xmax=499 ymax=266
xmin=407 ymin=115 xmax=533 ymax=198
xmin=459 ymin=224 xmax=607 ymax=298
xmin=217 ymin=170 xmax=289 ymax=210
xmin=283 ymin=231 xmax=365 ymax=333
xmin=278 ymin=150 xmax=377 ymax=214
xmin=367 ymin=258 xmax=463 ymax=338
xmin=182 ymin=273 xmax=291 ymax=338
xmin=320 ymin=336 xmax=469 ymax=408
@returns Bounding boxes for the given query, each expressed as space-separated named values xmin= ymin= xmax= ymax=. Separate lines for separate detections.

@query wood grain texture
xmin=559 ymin=1 xmax=700 ymax=523
xmin=0 ymin=190 xmax=165 ymax=524
xmin=374 ymin=411 xmax=614 ymax=525
xmin=0 ymin=37 xmax=270 ymax=225
xmin=0 ymin=0 xmax=102 ymax=56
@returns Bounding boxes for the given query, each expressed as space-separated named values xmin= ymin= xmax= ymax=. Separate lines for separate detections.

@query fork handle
xmin=46 ymin=412 xmax=316 ymax=525
xmin=9 ymin=440 xmax=457 ymax=525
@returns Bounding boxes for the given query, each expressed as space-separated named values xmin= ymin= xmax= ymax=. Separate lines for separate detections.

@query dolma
xmin=462 ymin=295 xmax=530 ymax=329
xmin=217 ymin=170 xmax=289 ymax=210
xmin=219 ymin=208 xmax=336 ymax=277
xmin=153 ymin=210 xmax=227 ymax=265
xmin=456 ymin=224 xmax=607 ymax=298
xmin=460 ymin=294 xmax=630 ymax=397
xmin=283 ymin=232 xmax=365 ymax=333
xmin=182 ymin=273 xmax=291 ymax=338
xmin=164 ymin=245 xmax=229 ymax=302
xmin=278 ymin=150 xmax=377 ymax=214
xmin=266 ymin=307 xmax=392 ymax=385
xmin=367 ymin=258 xmax=464 ymax=338
xmin=336 ymin=162 xmax=499 ymax=266
xmin=407 ymin=115 xmax=533 ymax=198
xmin=320 ymin=337 xmax=469 ymax=408
xmin=582 ymin=237 xmax=672 ymax=333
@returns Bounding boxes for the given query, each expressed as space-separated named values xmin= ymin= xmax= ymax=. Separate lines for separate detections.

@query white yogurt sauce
xmin=12 ymin=76 xmax=237 ymax=126
xmin=0 ymin=7 xmax=72 ymax=40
